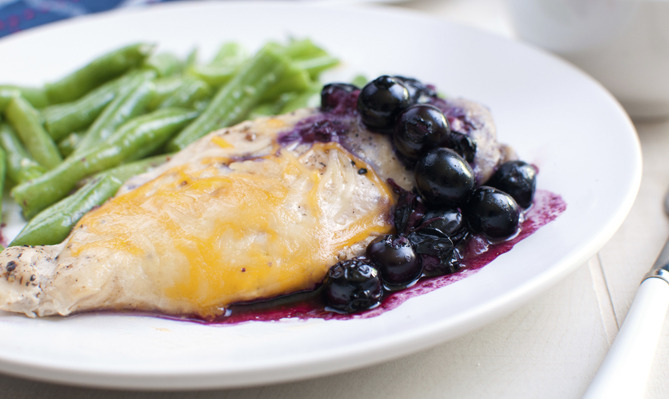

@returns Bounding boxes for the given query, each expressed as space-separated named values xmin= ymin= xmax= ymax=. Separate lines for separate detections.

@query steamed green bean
xmin=57 ymin=131 xmax=82 ymax=157
xmin=156 ymin=76 xmax=211 ymax=109
xmin=71 ymin=74 xmax=155 ymax=157
xmin=0 ymin=88 xmax=19 ymax=111
xmin=142 ymin=51 xmax=184 ymax=77
xmin=0 ymin=85 xmax=48 ymax=109
xmin=0 ymin=123 xmax=46 ymax=184
xmin=45 ymin=42 xmax=155 ymax=104
xmin=42 ymin=75 xmax=128 ymax=141
xmin=4 ymin=96 xmax=62 ymax=169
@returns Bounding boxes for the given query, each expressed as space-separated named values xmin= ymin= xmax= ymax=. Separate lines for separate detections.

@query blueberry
xmin=391 ymin=183 xmax=428 ymax=234
xmin=407 ymin=231 xmax=460 ymax=276
xmin=465 ymin=186 xmax=521 ymax=240
xmin=320 ymin=83 xmax=359 ymax=112
xmin=322 ymin=258 xmax=383 ymax=313
xmin=414 ymin=148 xmax=475 ymax=207
xmin=357 ymin=75 xmax=411 ymax=131
xmin=394 ymin=104 xmax=451 ymax=164
xmin=421 ymin=208 xmax=466 ymax=241
xmin=445 ymin=131 xmax=477 ymax=163
xmin=366 ymin=234 xmax=422 ymax=289
xmin=392 ymin=76 xmax=437 ymax=103
xmin=486 ymin=161 xmax=537 ymax=208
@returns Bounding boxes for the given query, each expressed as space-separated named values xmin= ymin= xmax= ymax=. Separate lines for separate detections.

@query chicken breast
xmin=0 ymin=98 xmax=510 ymax=319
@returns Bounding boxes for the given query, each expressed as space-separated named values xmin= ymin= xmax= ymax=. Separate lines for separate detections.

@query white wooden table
xmin=1 ymin=1 xmax=668 ymax=398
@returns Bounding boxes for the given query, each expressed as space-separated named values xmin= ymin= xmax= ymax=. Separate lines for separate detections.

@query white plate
xmin=0 ymin=1 xmax=641 ymax=390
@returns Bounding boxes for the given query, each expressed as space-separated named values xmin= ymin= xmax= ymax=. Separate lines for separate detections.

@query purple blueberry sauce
xmin=432 ymin=97 xmax=482 ymax=134
xmin=277 ymin=89 xmax=475 ymax=148
xmin=277 ymin=88 xmax=359 ymax=147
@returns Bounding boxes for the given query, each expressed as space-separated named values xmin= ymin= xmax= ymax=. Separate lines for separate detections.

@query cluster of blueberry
xmin=319 ymin=76 xmax=537 ymax=314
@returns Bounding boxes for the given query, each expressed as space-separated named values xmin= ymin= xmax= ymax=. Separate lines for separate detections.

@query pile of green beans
xmin=0 ymin=38 xmax=339 ymax=247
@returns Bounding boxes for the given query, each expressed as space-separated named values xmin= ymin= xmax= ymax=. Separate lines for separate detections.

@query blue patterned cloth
xmin=0 ymin=0 xmax=178 ymax=38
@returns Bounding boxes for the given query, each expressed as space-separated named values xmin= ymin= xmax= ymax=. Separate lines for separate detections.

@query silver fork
xmin=583 ymin=189 xmax=669 ymax=398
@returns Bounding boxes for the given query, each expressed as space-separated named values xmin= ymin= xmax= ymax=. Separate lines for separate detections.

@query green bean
xmin=157 ymin=77 xmax=211 ymax=109
xmin=4 ymin=96 xmax=62 ymax=169
xmin=166 ymin=45 xmax=308 ymax=151
xmin=10 ymin=154 xmax=170 ymax=246
xmin=43 ymin=70 xmax=154 ymax=142
xmin=149 ymin=76 xmax=184 ymax=109
xmin=12 ymin=107 xmax=198 ymax=219
xmin=184 ymin=47 xmax=199 ymax=70
xmin=271 ymin=39 xmax=337 ymax=86
xmin=279 ymin=84 xmax=321 ymax=113
xmin=294 ymin=56 xmax=339 ymax=79
xmin=247 ymin=102 xmax=282 ymax=120
xmin=263 ymin=39 xmax=337 ymax=80
xmin=248 ymin=81 xmax=319 ymax=119
xmin=249 ymin=83 xmax=317 ymax=119
xmin=0 ymin=123 xmax=46 ymax=184
xmin=280 ymin=38 xmax=329 ymax=60
xmin=45 ymin=42 xmax=155 ymax=104
xmin=186 ymin=64 xmax=237 ymax=87
xmin=142 ymin=51 xmax=183 ymax=77
xmin=192 ymin=99 xmax=210 ymax=113
xmin=260 ymin=67 xmax=310 ymax=103
xmin=42 ymin=75 xmax=125 ymax=141
xmin=149 ymin=75 xmax=211 ymax=110
xmin=0 ymin=88 xmax=19 ymax=112
xmin=184 ymin=43 xmax=247 ymax=87
xmin=57 ymin=131 xmax=82 ymax=157
xmin=209 ymin=42 xmax=247 ymax=66
xmin=71 ymin=75 xmax=154 ymax=158
xmin=0 ymin=85 xmax=49 ymax=109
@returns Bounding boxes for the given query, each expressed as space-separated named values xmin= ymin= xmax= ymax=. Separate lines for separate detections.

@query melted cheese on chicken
xmin=0 ymin=111 xmax=398 ymax=318
xmin=64 ymin=142 xmax=392 ymax=317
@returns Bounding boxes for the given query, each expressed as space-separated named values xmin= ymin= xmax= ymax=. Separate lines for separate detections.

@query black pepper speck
xmin=6 ymin=261 xmax=17 ymax=272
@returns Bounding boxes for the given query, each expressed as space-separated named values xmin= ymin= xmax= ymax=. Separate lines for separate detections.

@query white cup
xmin=506 ymin=0 xmax=669 ymax=120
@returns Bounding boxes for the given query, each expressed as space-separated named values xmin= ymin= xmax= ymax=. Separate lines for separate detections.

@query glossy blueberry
xmin=366 ymin=234 xmax=422 ymax=289
xmin=414 ymin=147 xmax=475 ymax=207
xmin=357 ymin=75 xmax=411 ymax=131
xmin=486 ymin=160 xmax=537 ymax=208
xmin=408 ymin=231 xmax=460 ymax=276
xmin=465 ymin=186 xmax=521 ymax=240
xmin=322 ymin=258 xmax=383 ymax=313
xmin=445 ymin=131 xmax=477 ymax=163
xmin=320 ymin=83 xmax=359 ymax=112
xmin=392 ymin=75 xmax=437 ymax=103
xmin=421 ymin=208 xmax=466 ymax=241
xmin=394 ymin=104 xmax=451 ymax=164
